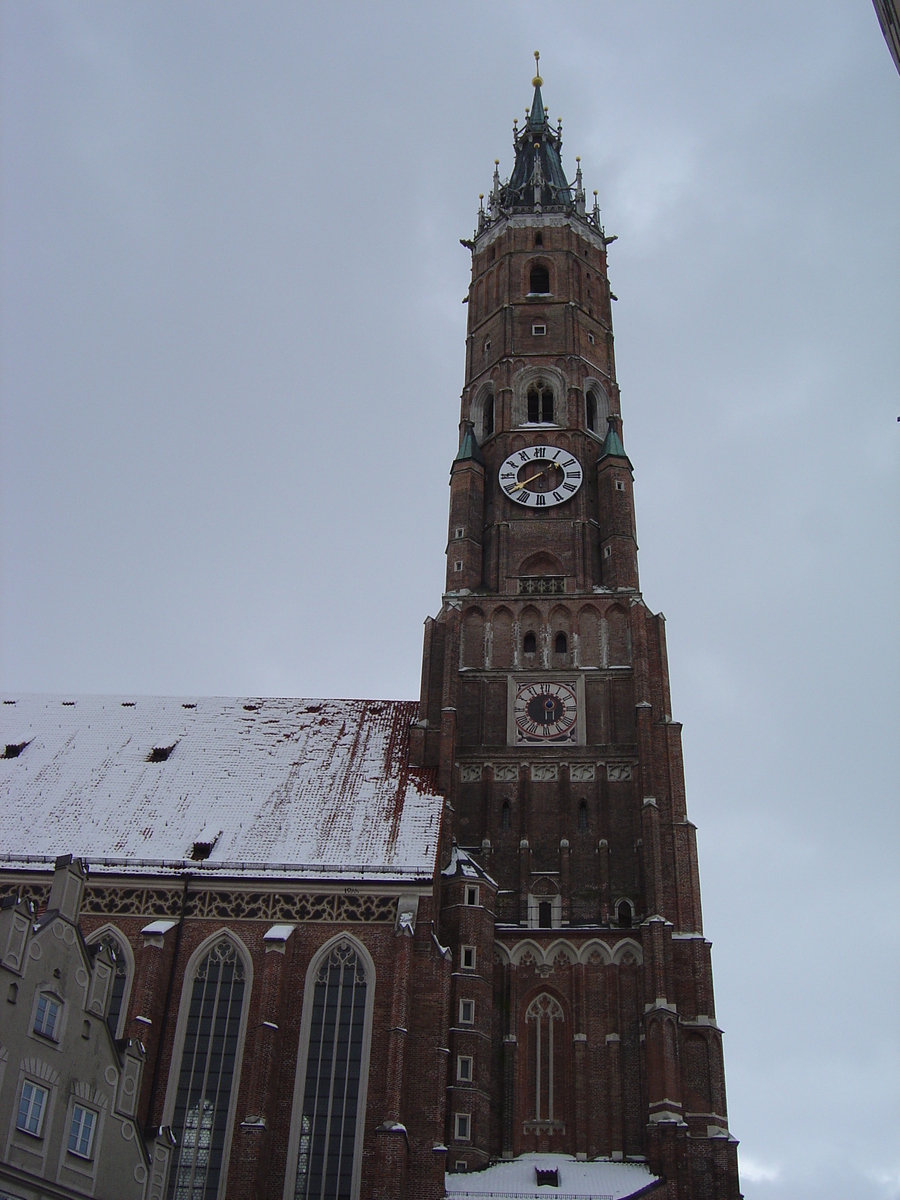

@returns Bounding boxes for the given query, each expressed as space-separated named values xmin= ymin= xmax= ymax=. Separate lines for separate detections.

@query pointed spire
xmin=454 ymin=421 xmax=484 ymax=466
xmin=528 ymin=51 xmax=546 ymax=130
xmin=503 ymin=53 xmax=572 ymax=215
xmin=598 ymin=416 xmax=632 ymax=467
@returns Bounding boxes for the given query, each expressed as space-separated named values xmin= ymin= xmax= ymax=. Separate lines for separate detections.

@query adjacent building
xmin=0 ymin=66 xmax=742 ymax=1200
xmin=0 ymin=855 xmax=173 ymax=1199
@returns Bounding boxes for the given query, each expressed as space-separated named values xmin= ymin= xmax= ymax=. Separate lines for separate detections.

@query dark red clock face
xmin=525 ymin=693 xmax=565 ymax=725
xmin=514 ymin=682 xmax=577 ymax=743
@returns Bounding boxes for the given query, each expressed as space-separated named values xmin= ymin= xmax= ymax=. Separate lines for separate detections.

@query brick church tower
xmin=413 ymin=58 xmax=743 ymax=1199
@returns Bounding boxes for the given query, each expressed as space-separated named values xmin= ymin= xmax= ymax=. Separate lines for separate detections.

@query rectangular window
xmin=459 ymin=999 xmax=475 ymax=1025
xmin=461 ymin=946 xmax=476 ymax=970
xmin=17 ymin=1082 xmax=48 ymax=1136
xmin=532 ymin=324 xmax=546 ymax=336
xmin=588 ymin=332 xmax=595 ymax=344
xmin=615 ymin=480 xmax=625 ymax=492
xmin=465 ymin=886 xmax=479 ymax=907
xmin=454 ymin=561 xmax=463 ymax=572
xmin=68 ymin=1105 xmax=96 ymax=1158
xmin=483 ymin=339 xmax=491 ymax=353
xmin=457 ymin=1055 xmax=473 ymax=1082
xmin=454 ymin=527 xmax=465 ymax=539
xmin=34 ymin=994 xmax=60 ymax=1039
xmin=454 ymin=1113 xmax=471 ymax=1140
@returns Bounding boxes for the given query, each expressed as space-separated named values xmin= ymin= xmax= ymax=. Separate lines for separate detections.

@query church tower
xmin=413 ymin=57 xmax=743 ymax=1199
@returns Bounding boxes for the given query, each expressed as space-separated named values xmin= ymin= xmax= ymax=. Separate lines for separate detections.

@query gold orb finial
xmin=576 ymin=156 xmax=581 ymax=162
xmin=494 ymin=159 xmax=499 ymax=165
xmin=532 ymin=49 xmax=543 ymax=87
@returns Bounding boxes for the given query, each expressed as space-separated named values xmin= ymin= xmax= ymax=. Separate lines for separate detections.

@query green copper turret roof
xmin=598 ymin=420 xmax=632 ymax=468
xmin=454 ymin=422 xmax=484 ymax=466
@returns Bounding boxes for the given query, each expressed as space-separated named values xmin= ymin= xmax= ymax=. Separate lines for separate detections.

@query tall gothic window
xmin=586 ymin=389 xmax=597 ymax=432
xmin=484 ymin=395 xmax=494 ymax=438
xmin=90 ymin=930 xmax=130 ymax=1038
xmin=525 ymin=994 xmax=565 ymax=1127
xmin=292 ymin=940 xmax=371 ymax=1200
xmin=168 ymin=940 xmax=247 ymax=1200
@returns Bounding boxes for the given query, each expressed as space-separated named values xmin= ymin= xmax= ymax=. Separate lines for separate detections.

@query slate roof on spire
xmin=505 ymin=75 xmax=573 ymax=213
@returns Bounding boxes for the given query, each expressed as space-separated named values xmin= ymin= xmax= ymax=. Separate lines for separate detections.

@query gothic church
xmin=0 ymin=63 xmax=742 ymax=1200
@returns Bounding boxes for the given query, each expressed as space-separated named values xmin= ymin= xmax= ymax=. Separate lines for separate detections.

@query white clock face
xmin=498 ymin=445 xmax=583 ymax=508
xmin=514 ymin=682 xmax=578 ymax=744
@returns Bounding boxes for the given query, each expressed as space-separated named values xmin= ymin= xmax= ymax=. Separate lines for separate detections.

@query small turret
xmin=596 ymin=416 xmax=638 ymax=589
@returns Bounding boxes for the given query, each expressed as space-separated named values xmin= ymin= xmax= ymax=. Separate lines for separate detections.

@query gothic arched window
xmin=586 ymin=389 xmax=597 ymax=433
xmin=290 ymin=939 xmax=373 ymax=1200
xmin=525 ymin=994 xmax=565 ymax=1126
xmin=93 ymin=931 xmax=131 ymax=1039
xmin=554 ymin=632 xmax=567 ymax=655
xmin=167 ymin=939 xmax=248 ymax=1200
xmin=523 ymin=631 xmax=537 ymax=655
xmin=527 ymin=382 xmax=554 ymax=424
xmin=617 ymin=900 xmax=633 ymax=928
xmin=529 ymin=264 xmax=550 ymax=294
xmin=578 ymin=801 xmax=588 ymax=831
xmin=501 ymin=801 xmax=511 ymax=831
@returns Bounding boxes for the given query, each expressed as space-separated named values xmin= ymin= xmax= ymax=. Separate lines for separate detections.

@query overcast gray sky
xmin=1 ymin=3 xmax=898 ymax=1198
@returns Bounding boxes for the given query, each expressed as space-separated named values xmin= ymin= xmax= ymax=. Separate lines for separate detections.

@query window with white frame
xmin=34 ymin=993 xmax=61 ymax=1039
xmin=167 ymin=939 xmax=247 ymax=1200
xmin=457 ymin=1055 xmax=473 ymax=1082
xmin=454 ymin=1113 xmax=471 ymax=1141
xmin=68 ymin=1104 xmax=97 ymax=1158
xmin=17 ymin=1082 xmax=49 ymax=1136
xmin=459 ymin=999 xmax=475 ymax=1025
xmin=464 ymin=885 xmax=479 ymax=907
xmin=460 ymin=945 xmax=476 ymax=970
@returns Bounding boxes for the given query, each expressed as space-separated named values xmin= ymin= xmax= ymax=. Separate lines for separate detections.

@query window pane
xmin=167 ymin=942 xmax=245 ymax=1200
xmin=294 ymin=943 xmax=369 ymax=1200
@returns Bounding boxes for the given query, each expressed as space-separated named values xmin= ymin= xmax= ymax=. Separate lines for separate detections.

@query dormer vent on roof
xmin=190 ymin=827 xmax=221 ymax=862
xmin=146 ymin=742 xmax=178 ymax=763
xmin=3 ymin=741 xmax=30 ymax=759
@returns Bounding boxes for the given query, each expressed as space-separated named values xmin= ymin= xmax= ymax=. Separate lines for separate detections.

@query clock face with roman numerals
xmin=514 ymin=681 xmax=578 ymax=744
xmin=498 ymin=445 xmax=583 ymax=508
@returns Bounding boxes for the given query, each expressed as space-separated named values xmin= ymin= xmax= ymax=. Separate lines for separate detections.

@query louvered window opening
xmin=294 ymin=942 xmax=368 ymax=1200
xmin=169 ymin=942 xmax=245 ymax=1200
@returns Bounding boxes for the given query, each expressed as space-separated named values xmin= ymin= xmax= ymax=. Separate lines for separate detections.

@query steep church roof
xmin=0 ymin=695 xmax=442 ymax=882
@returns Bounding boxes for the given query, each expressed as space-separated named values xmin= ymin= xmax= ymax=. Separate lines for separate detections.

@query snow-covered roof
xmin=0 ymin=695 xmax=443 ymax=882
xmin=444 ymin=1154 xmax=660 ymax=1199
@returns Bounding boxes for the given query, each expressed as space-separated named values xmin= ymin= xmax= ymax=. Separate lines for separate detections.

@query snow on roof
xmin=444 ymin=1154 xmax=660 ymax=1199
xmin=0 ymin=695 xmax=443 ymax=882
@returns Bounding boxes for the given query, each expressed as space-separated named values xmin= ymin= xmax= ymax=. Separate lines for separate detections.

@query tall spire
xmin=502 ymin=52 xmax=572 ymax=214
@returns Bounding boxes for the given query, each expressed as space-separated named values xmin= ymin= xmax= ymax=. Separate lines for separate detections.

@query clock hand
xmin=511 ymin=468 xmax=551 ymax=491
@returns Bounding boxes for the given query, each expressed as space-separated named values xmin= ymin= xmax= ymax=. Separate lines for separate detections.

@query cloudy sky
xmin=1 ymin=3 xmax=898 ymax=1197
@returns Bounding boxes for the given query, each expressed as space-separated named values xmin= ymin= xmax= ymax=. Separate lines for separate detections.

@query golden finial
xmin=495 ymin=159 xmax=499 ymax=165
xmin=532 ymin=50 xmax=543 ymax=87
xmin=576 ymin=156 xmax=581 ymax=162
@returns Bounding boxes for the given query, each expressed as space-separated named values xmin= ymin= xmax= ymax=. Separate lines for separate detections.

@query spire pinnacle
xmin=532 ymin=50 xmax=543 ymax=88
